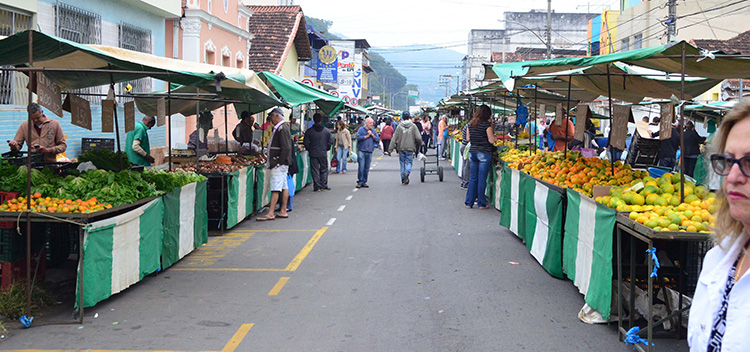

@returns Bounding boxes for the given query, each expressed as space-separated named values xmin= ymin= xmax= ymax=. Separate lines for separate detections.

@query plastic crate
xmin=1 ymin=252 xmax=46 ymax=291
xmin=0 ymin=191 xmax=19 ymax=228
xmin=81 ymin=138 xmax=115 ymax=153
xmin=1 ymin=151 xmax=44 ymax=166
xmin=0 ymin=227 xmax=46 ymax=262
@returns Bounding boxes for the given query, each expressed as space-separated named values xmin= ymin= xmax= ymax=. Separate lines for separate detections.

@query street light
xmin=498 ymin=19 xmax=552 ymax=59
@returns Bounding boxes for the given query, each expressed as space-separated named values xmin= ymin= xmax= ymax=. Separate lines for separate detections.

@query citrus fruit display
xmin=0 ymin=192 xmax=112 ymax=214
xmin=506 ymin=151 xmax=648 ymax=197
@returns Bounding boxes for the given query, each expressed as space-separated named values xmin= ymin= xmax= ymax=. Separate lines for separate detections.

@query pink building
xmin=165 ymin=0 xmax=254 ymax=146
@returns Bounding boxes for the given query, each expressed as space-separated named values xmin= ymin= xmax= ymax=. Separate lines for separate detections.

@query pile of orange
xmin=0 ymin=192 xmax=113 ymax=214
xmin=507 ymin=151 xmax=648 ymax=197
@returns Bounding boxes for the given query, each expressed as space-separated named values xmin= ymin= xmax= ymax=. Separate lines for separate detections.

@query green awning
xmin=343 ymin=104 xmax=371 ymax=115
xmin=0 ymin=30 xmax=282 ymax=113
xmin=258 ymin=72 xmax=345 ymax=117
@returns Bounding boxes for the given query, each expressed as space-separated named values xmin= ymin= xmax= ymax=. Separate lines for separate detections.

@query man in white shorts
xmin=257 ymin=107 xmax=293 ymax=221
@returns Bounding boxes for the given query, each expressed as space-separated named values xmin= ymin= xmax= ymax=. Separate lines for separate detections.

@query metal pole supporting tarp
xmin=25 ymin=29 xmax=33 ymax=319
xmin=607 ymin=64 xmax=615 ymax=176
xmin=564 ymin=78 xmax=572 ymax=158
xmin=107 ymin=64 xmax=123 ymax=171
xmin=680 ymin=43 xmax=686 ymax=203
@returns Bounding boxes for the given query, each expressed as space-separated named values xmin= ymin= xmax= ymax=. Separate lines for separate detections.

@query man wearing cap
xmin=355 ymin=117 xmax=380 ymax=188
xmin=257 ymin=107 xmax=292 ymax=221
xmin=389 ymin=111 xmax=422 ymax=185
xmin=8 ymin=102 xmax=67 ymax=162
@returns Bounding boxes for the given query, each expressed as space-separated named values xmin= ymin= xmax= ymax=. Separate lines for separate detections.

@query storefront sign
xmin=101 ymin=100 xmax=115 ymax=133
xmin=316 ymin=45 xmax=337 ymax=83
xmin=659 ymin=103 xmax=674 ymax=140
xmin=124 ymin=101 xmax=135 ymax=132
xmin=69 ymin=94 xmax=92 ymax=130
xmin=331 ymin=40 xmax=356 ymax=102
xmin=611 ymin=105 xmax=631 ymax=150
xmin=36 ymin=73 xmax=63 ymax=117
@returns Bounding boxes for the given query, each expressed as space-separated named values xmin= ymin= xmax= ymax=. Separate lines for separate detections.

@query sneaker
xmin=360 ymin=183 xmax=369 ymax=188
xmin=342 ymin=171 xmax=346 ymax=174
xmin=404 ymin=172 xmax=410 ymax=185
xmin=323 ymin=187 xmax=331 ymax=191
xmin=356 ymin=183 xmax=362 ymax=188
xmin=314 ymin=188 xmax=322 ymax=192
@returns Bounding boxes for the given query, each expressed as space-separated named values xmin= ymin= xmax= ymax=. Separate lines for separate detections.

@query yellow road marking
xmin=4 ymin=323 xmax=254 ymax=352
xmin=171 ymin=268 xmax=287 ymax=272
xmin=268 ymin=277 xmax=290 ymax=296
xmin=219 ymin=323 xmax=254 ymax=352
xmin=232 ymin=229 xmax=319 ymax=232
xmin=284 ymin=227 xmax=328 ymax=271
xmin=377 ymin=156 xmax=382 ymax=160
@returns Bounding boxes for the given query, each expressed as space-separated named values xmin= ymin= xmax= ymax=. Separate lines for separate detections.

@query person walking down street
xmin=682 ymin=120 xmax=705 ymax=177
xmin=304 ymin=113 xmax=333 ymax=192
xmin=688 ymin=99 xmax=750 ymax=351
xmin=381 ymin=118 xmax=394 ymax=156
xmin=125 ymin=115 xmax=156 ymax=166
xmin=334 ymin=120 xmax=351 ymax=174
xmin=257 ymin=108 xmax=292 ymax=221
xmin=464 ymin=105 xmax=497 ymax=209
xmin=8 ymin=102 xmax=67 ymax=163
xmin=460 ymin=123 xmax=470 ymax=189
xmin=356 ymin=117 xmax=380 ymax=188
xmin=431 ymin=115 xmax=440 ymax=148
xmin=420 ymin=115 xmax=432 ymax=154
xmin=389 ymin=111 xmax=423 ymax=185
xmin=438 ymin=116 xmax=448 ymax=160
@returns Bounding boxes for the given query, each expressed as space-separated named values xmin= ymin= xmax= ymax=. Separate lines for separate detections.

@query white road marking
xmin=346 ymin=195 xmax=353 ymax=200
xmin=353 ymin=188 xmax=359 ymax=192
xmin=326 ymin=218 xmax=336 ymax=226
xmin=337 ymin=205 xmax=346 ymax=211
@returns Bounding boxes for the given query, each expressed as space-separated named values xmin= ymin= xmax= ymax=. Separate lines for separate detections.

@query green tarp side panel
xmin=194 ymin=180 xmax=208 ymax=250
xmin=255 ymin=166 xmax=271 ymax=211
xmin=77 ymin=198 xmax=164 ymax=308
xmin=563 ymin=189 xmax=616 ymax=319
xmin=524 ymin=177 xmax=565 ymax=278
xmin=226 ymin=167 xmax=254 ymax=229
xmin=499 ymin=167 xmax=526 ymax=241
xmin=494 ymin=168 xmax=503 ymax=211
xmin=161 ymin=186 xmax=182 ymax=269
xmin=226 ymin=169 xmax=241 ymax=229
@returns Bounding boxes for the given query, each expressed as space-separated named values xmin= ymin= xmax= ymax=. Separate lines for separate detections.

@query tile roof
xmin=247 ymin=5 xmax=312 ymax=74
xmin=691 ymin=29 xmax=750 ymax=55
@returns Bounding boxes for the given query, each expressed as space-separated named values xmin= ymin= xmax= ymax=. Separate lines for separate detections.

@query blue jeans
xmin=336 ymin=146 xmax=349 ymax=173
xmin=465 ymin=152 xmax=492 ymax=207
xmin=399 ymin=150 xmax=414 ymax=180
xmin=357 ymin=151 xmax=373 ymax=185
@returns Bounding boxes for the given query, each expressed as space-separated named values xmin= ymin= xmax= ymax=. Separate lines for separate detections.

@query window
xmin=56 ymin=2 xmax=103 ymax=103
xmin=621 ymin=38 xmax=630 ymax=52
xmin=118 ymin=22 xmax=153 ymax=101
xmin=633 ymin=34 xmax=643 ymax=50
xmin=0 ymin=6 xmax=32 ymax=105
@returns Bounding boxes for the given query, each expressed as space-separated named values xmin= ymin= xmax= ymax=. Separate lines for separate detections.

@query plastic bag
xmin=348 ymin=153 xmax=358 ymax=163
xmin=287 ymin=174 xmax=296 ymax=197
xmin=416 ymin=152 xmax=426 ymax=161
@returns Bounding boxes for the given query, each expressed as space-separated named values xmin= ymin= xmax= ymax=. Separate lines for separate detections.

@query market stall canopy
xmin=491 ymin=41 xmax=748 ymax=93
xmin=133 ymin=85 xmax=228 ymax=117
xmin=343 ymin=103 xmax=371 ymax=115
xmin=258 ymin=72 xmax=344 ymax=117
xmin=0 ymin=30 xmax=282 ymax=113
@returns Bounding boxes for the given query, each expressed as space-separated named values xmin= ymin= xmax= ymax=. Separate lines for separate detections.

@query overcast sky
xmin=296 ymin=0 xmax=622 ymax=54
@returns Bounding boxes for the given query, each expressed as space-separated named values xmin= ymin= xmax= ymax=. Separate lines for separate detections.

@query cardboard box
xmin=592 ymin=185 xmax=612 ymax=199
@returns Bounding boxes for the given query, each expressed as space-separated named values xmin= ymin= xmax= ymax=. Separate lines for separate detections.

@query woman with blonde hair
xmin=689 ymin=99 xmax=750 ymax=351
xmin=334 ymin=120 xmax=351 ymax=174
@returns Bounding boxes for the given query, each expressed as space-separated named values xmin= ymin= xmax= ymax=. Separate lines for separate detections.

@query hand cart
xmin=419 ymin=145 xmax=444 ymax=182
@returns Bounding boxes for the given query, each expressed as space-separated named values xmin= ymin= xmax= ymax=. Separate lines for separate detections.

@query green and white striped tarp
xmin=563 ymin=189 xmax=616 ymax=319
xmin=77 ymin=198 xmax=164 ymax=308
xmin=226 ymin=166 xmax=256 ymax=229
xmin=295 ymin=150 xmax=310 ymax=191
xmin=524 ymin=177 xmax=565 ymax=278
xmin=500 ymin=167 xmax=526 ymax=241
xmin=256 ymin=166 xmax=271 ymax=210
xmin=494 ymin=168 xmax=502 ymax=211
xmin=162 ymin=181 xmax=208 ymax=269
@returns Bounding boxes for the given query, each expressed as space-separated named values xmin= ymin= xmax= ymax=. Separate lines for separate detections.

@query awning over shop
xmin=258 ymin=72 xmax=345 ymax=117
xmin=0 ymin=30 xmax=282 ymax=114
xmin=343 ymin=104 xmax=371 ymax=115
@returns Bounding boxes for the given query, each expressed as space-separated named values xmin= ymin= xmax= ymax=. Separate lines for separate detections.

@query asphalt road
xmin=0 ymin=149 xmax=689 ymax=351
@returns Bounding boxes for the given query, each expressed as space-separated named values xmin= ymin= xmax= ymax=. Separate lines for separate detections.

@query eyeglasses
xmin=710 ymin=154 xmax=750 ymax=177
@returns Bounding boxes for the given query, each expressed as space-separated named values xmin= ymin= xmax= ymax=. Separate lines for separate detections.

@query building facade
xmin=0 ymin=0 xmax=179 ymax=157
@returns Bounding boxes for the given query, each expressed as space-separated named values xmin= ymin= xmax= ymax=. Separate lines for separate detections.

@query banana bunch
xmin=495 ymin=140 xmax=515 ymax=148
xmin=517 ymin=131 xmax=529 ymax=139
xmin=498 ymin=148 xmax=536 ymax=162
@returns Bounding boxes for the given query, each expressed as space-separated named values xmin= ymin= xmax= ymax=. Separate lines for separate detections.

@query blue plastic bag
xmin=287 ymin=174 xmax=295 ymax=197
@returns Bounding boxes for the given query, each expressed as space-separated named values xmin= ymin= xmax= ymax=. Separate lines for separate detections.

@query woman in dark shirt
xmin=465 ymin=105 xmax=497 ymax=209
xmin=682 ymin=120 xmax=705 ymax=177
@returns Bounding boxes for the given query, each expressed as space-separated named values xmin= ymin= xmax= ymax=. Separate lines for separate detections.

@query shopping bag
xmin=331 ymin=156 xmax=338 ymax=168
xmin=287 ymin=174 xmax=296 ymax=197
xmin=416 ymin=152 xmax=426 ymax=161
xmin=349 ymin=153 xmax=358 ymax=163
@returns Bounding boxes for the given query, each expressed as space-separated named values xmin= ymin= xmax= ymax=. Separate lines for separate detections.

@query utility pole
xmin=667 ymin=0 xmax=677 ymax=42
xmin=546 ymin=0 xmax=552 ymax=59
